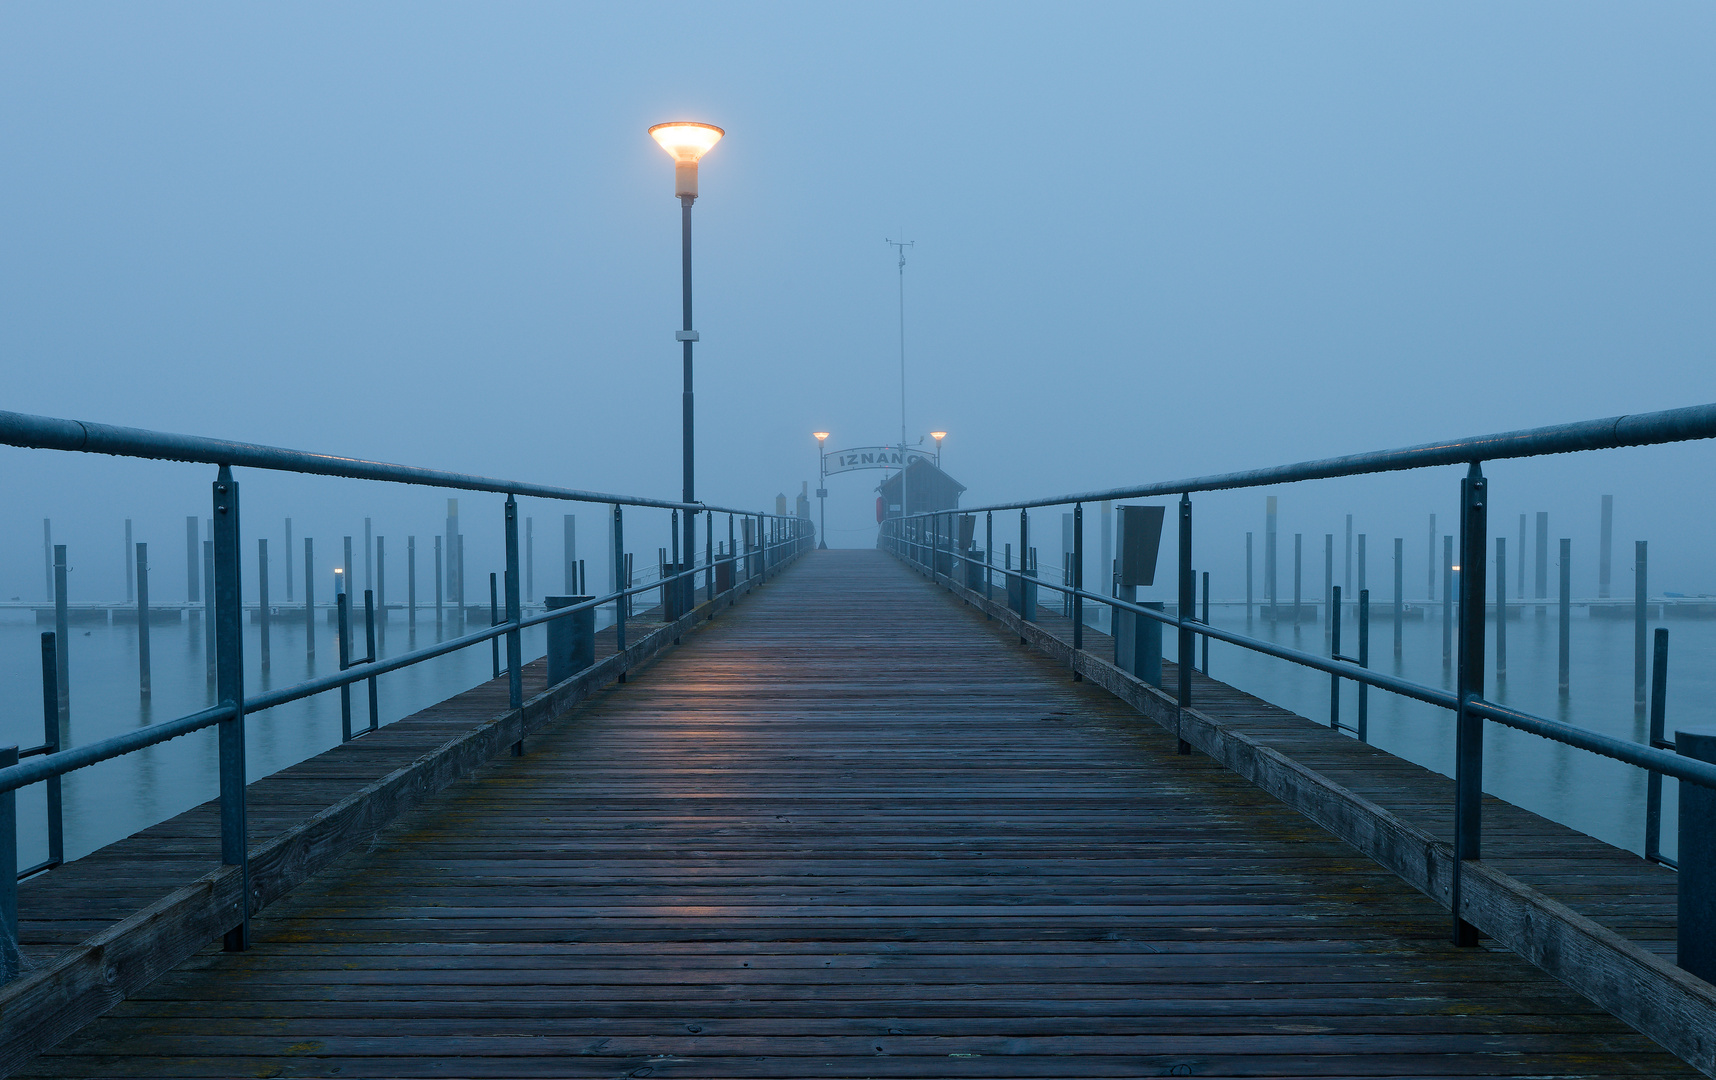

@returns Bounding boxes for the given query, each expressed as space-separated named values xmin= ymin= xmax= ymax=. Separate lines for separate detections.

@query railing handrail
xmin=0 ymin=408 xmax=779 ymax=517
xmin=948 ymin=401 xmax=1716 ymax=513
xmin=0 ymin=535 xmax=801 ymax=799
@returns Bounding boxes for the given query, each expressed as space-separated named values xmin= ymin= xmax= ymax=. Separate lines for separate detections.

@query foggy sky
xmin=2 ymin=3 xmax=1714 ymax=602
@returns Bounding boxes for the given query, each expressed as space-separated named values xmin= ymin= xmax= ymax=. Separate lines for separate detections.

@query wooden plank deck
xmin=17 ymin=549 xmax=1691 ymax=1077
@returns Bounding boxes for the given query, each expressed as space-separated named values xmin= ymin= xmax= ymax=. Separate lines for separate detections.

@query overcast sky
xmin=2 ymin=3 xmax=1713 ymax=599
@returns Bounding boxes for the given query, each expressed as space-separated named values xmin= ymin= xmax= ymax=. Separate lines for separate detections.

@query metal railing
xmin=883 ymin=400 xmax=1716 ymax=965
xmin=0 ymin=408 xmax=814 ymax=981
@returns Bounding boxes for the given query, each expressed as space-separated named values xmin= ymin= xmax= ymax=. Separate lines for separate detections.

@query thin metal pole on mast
xmin=887 ymin=236 xmax=913 ymax=520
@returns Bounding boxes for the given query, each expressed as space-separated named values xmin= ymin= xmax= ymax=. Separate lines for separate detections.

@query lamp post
xmin=649 ymin=120 xmax=724 ymax=612
xmin=931 ymin=431 xmax=946 ymax=468
xmin=813 ymin=433 xmax=830 ymax=549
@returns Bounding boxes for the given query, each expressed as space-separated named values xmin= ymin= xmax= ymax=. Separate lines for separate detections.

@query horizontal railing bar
xmin=0 ymin=533 xmax=806 ymax=797
xmin=935 ymin=401 xmax=1716 ymax=513
xmin=923 ymin=549 xmax=1716 ymax=789
xmin=1465 ymin=698 xmax=1716 ymax=790
xmin=0 ymin=704 xmax=235 ymax=796
xmin=0 ymin=409 xmax=789 ymax=518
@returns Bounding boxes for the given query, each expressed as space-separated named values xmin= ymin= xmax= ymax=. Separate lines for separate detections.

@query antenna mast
xmin=885 ymin=236 xmax=914 ymax=520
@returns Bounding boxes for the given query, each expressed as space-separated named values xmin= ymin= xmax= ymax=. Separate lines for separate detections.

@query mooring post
xmin=1330 ymin=586 xmax=1342 ymax=731
xmin=1536 ymin=511 xmax=1549 ymax=614
xmin=0 ymin=743 xmax=17 ymax=983
xmin=125 ymin=518 xmax=134 ymax=601
xmin=186 ymin=515 xmax=200 ymax=604
xmin=1293 ymin=533 xmax=1302 ymax=627
xmin=1393 ymin=537 xmax=1403 ymax=660
xmin=1442 ymin=535 xmax=1453 ymax=669
xmin=1636 ymin=540 xmax=1649 ymax=708
xmin=212 ymin=465 xmax=249 ymax=952
xmin=285 ymin=518 xmax=293 ymax=602
xmin=505 ymin=496 xmax=523 ymax=755
xmin=40 ymin=631 xmax=63 ymax=868
xmin=1599 ymin=494 xmax=1614 ymax=599
xmin=54 ymin=545 xmax=69 ymax=729
xmin=203 ymin=540 xmax=216 ymax=687
xmin=1452 ymin=462 xmax=1488 ymax=947
xmin=363 ymin=589 xmax=379 ymax=731
xmin=489 ymin=573 xmax=501 ymax=679
xmin=1427 ymin=513 xmax=1436 ymax=601
xmin=136 ymin=545 xmax=151 ymax=699
xmin=304 ymin=537 xmax=315 ymax=658
xmin=1494 ymin=537 xmax=1506 ymax=680
xmin=1559 ymin=539 xmax=1571 ymax=694
xmin=1323 ymin=534 xmax=1333 ymax=646
xmin=337 ymin=587 xmax=352 ymax=742
xmin=258 ymin=538 xmax=271 ymax=674
xmin=1645 ymin=628 xmax=1670 ymax=864
xmin=407 ymin=536 xmax=417 ymax=631
xmin=1357 ymin=589 xmax=1370 ymax=742
xmin=1245 ymin=531 xmax=1253 ymax=623
xmin=1677 ymin=725 xmax=1716 ymax=981
xmin=1265 ymin=496 xmax=1278 ymax=622
xmin=375 ymin=537 xmax=386 ymax=647
xmin=1200 ymin=570 xmax=1210 ymax=675
xmin=1176 ymin=493 xmax=1193 ymax=754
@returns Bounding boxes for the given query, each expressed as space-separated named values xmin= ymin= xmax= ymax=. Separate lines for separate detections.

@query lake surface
xmin=2 ymin=587 xmax=1706 ymax=871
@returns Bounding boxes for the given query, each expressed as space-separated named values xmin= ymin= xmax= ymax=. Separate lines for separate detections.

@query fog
xmin=2 ymin=3 xmax=1713 ymax=604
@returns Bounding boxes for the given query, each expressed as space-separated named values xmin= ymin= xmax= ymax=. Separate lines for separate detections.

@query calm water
xmin=1168 ymin=601 xmax=1711 ymax=861
xmin=0 ymin=606 xmax=562 ymax=869
xmin=2 ymin=593 xmax=1705 ymax=870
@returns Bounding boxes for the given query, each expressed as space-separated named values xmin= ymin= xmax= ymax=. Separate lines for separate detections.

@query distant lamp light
xmin=813 ymin=432 xmax=830 ymax=443
xmin=649 ymin=121 xmax=725 ymax=199
xmin=930 ymin=432 xmax=946 ymax=443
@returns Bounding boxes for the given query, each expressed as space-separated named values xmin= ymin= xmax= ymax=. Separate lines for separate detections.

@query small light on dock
xmin=649 ymin=121 xmax=724 ymax=199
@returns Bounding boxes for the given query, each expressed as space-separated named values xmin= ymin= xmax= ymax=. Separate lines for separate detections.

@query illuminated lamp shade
xmin=813 ymin=432 xmax=830 ymax=442
xmin=649 ymin=122 xmax=725 ymax=199
xmin=930 ymin=432 xmax=946 ymax=442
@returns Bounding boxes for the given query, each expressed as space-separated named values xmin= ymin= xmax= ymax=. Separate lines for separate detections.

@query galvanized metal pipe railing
xmin=0 ymin=408 xmax=810 ymax=975
xmin=885 ymin=398 xmax=1716 ymax=967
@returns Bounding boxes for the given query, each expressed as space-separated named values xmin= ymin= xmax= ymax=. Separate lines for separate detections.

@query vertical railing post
xmin=1646 ymin=628 xmax=1670 ymax=864
xmin=1072 ymin=503 xmax=1084 ymax=668
xmin=505 ymin=496 xmax=524 ymax=755
xmin=1176 ymin=493 xmax=1193 ymax=755
xmin=211 ymin=465 xmax=249 ymax=952
xmin=363 ymin=590 xmax=379 ymax=733
xmin=1452 ymin=462 xmax=1488 ymax=947
xmin=1677 ymin=725 xmax=1716 ymax=981
xmin=136 ymin=545 xmax=152 ymax=700
xmin=727 ymin=515 xmax=736 ymax=593
xmin=1559 ymin=538 xmax=1571 ymax=695
xmin=489 ymin=573 xmax=501 ymax=679
xmin=40 ymin=632 xmax=62 ymax=868
xmin=613 ymin=504 xmax=627 ymax=681
xmin=1357 ymin=588 xmax=1370 ymax=743
xmin=1330 ymin=586 xmax=1342 ymax=730
xmin=706 ymin=510 xmax=714 ymax=606
xmin=0 ymin=744 xmax=17 ymax=983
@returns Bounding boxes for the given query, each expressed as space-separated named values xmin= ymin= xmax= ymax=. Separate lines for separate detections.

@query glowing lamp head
xmin=649 ymin=121 xmax=724 ymax=199
xmin=930 ymin=431 xmax=947 ymax=442
xmin=813 ymin=432 xmax=830 ymax=443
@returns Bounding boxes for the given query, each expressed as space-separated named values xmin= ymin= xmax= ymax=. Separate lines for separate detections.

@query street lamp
xmin=930 ymin=431 xmax=946 ymax=468
xmin=813 ymin=432 xmax=830 ymax=549
xmin=649 ymin=120 xmax=724 ymax=612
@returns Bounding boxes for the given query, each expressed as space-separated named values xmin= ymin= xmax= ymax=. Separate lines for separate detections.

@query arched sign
xmin=823 ymin=445 xmax=936 ymax=476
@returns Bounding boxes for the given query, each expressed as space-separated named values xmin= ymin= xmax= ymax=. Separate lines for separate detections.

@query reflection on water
xmin=0 ymin=608 xmax=559 ymax=868
xmin=1181 ymin=603 xmax=1711 ymax=860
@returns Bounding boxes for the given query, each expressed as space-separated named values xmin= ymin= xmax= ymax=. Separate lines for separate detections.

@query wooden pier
xmin=6 ymin=550 xmax=1698 ymax=1077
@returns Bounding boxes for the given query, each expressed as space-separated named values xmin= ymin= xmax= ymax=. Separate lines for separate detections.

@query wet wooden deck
xmin=18 ymin=550 xmax=1691 ymax=1077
